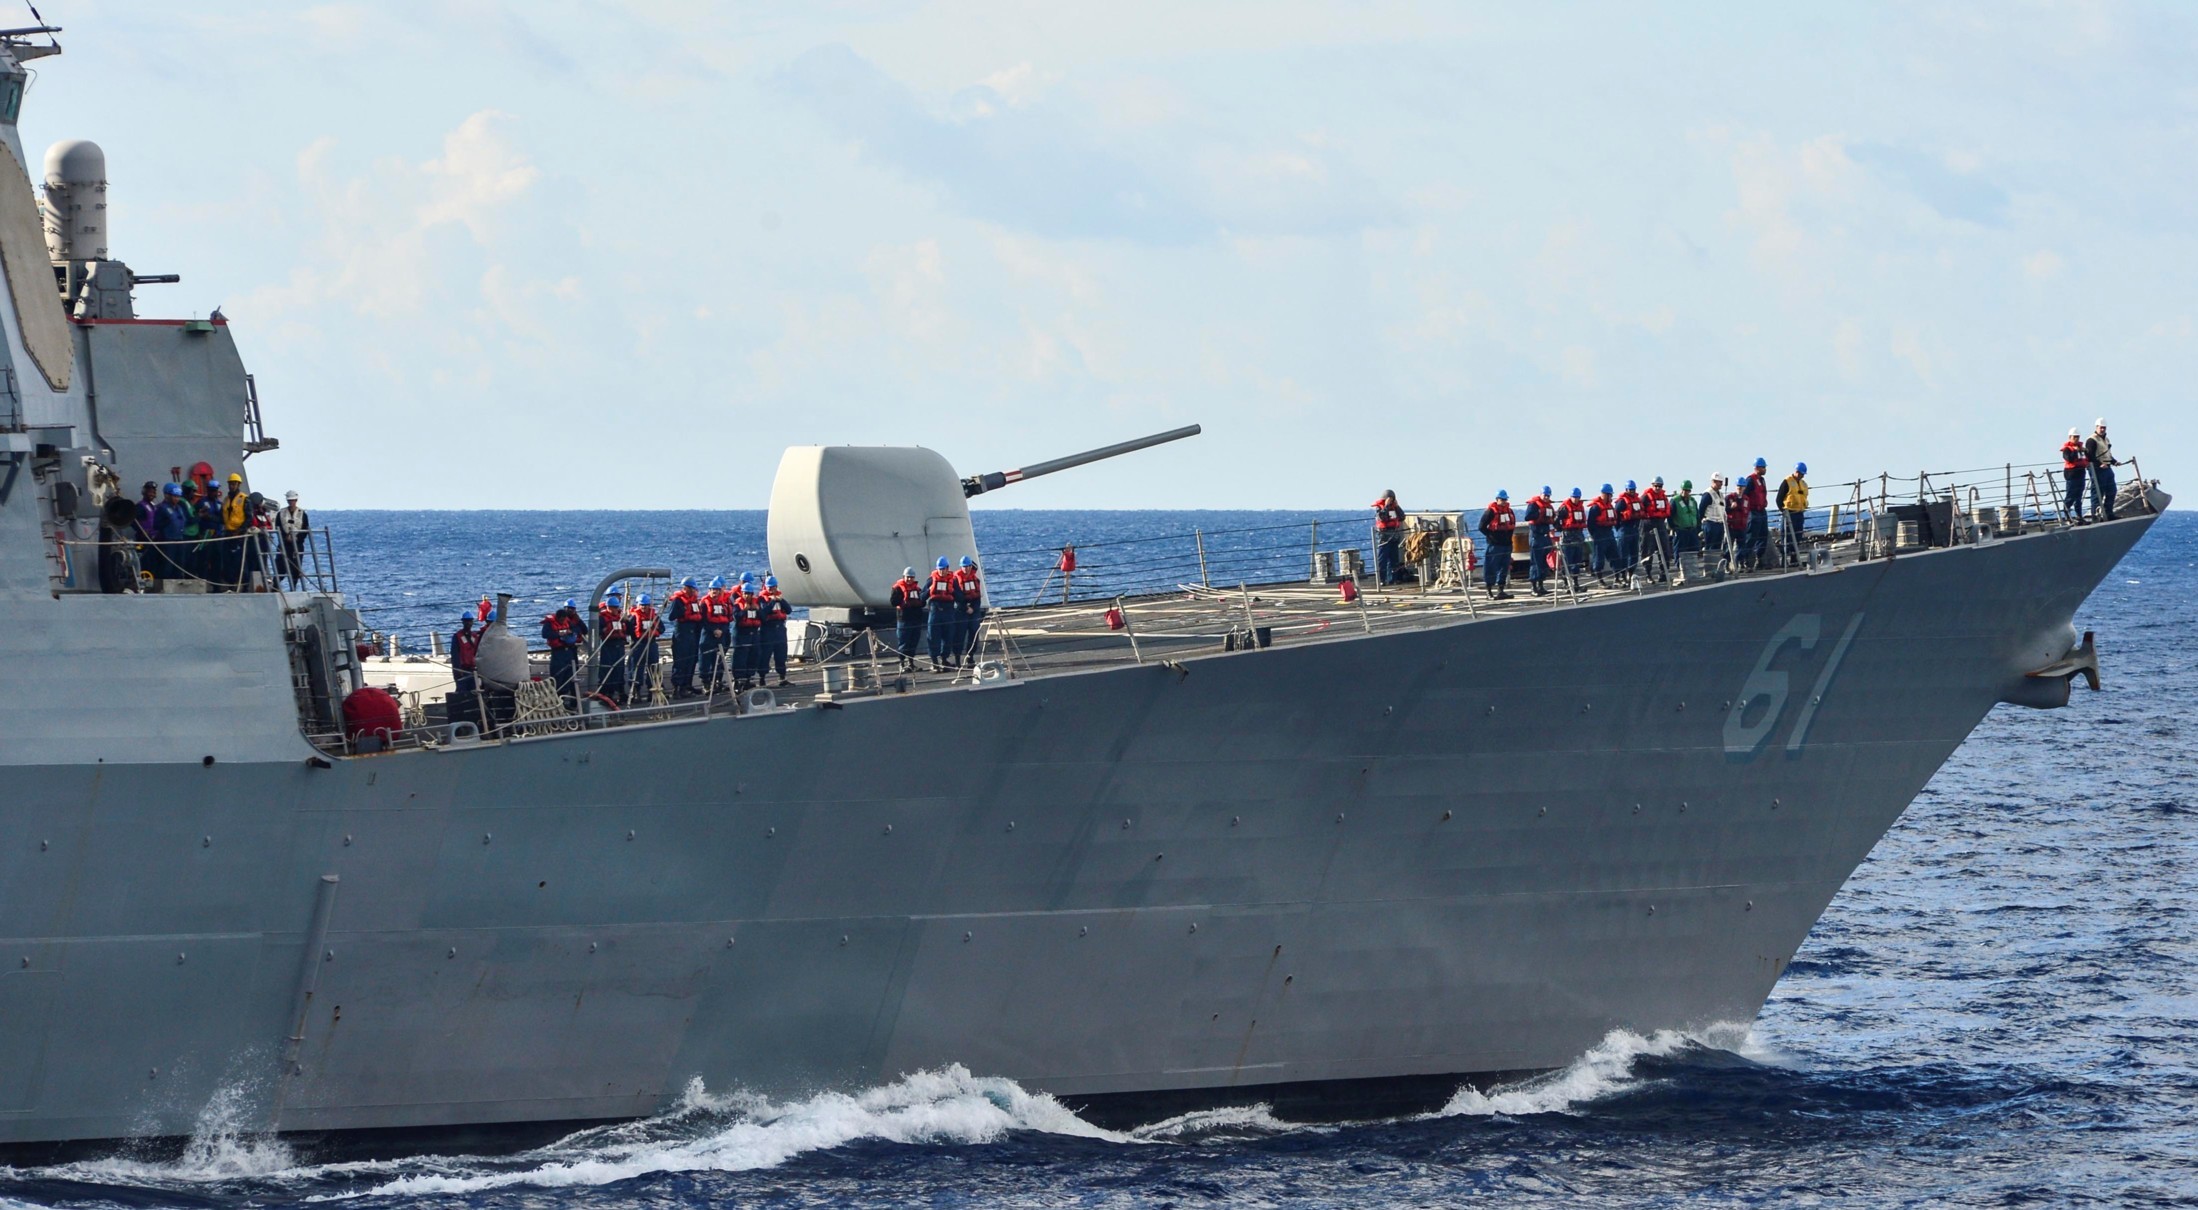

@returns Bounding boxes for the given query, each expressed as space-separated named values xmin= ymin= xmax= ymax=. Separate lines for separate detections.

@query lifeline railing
xmin=52 ymin=525 xmax=342 ymax=596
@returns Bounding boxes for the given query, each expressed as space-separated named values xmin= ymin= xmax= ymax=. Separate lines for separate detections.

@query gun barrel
xmin=964 ymin=424 xmax=1202 ymax=497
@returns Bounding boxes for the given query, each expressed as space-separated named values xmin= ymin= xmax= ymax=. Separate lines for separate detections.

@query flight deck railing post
xmin=1195 ymin=528 xmax=1210 ymax=588
xmin=1115 ymin=595 xmax=1143 ymax=665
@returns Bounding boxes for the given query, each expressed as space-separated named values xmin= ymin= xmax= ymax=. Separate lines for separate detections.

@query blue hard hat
xmin=1653 ymin=476 xmax=1664 ymax=485
xmin=458 ymin=615 xmax=474 ymax=626
xmin=960 ymin=556 xmax=975 ymax=567
xmin=606 ymin=591 xmax=622 ymax=604
xmin=904 ymin=566 xmax=916 ymax=577
xmin=764 ymin=575 xmax=778 ymax=588
xmin=709 ymin=576 xmax=727 ymax=589
xmin=162 ymin=482 xmax=182 ymax=496
xmin=1541 ymin=485 xmax=1552 ymax=495
xmin=739 ymin=571 xmax=755 ymax=584
xmin=1625 ymin=479 xmax=1637 ymax=491
xmin=1496 ymin=489 xmax=1509 ymax=501
xmin=563 ymin=598 xmax=577 ymax=609
xmin=681 ymin=576 xmax=698 ymax=589
xmin=1600 ymin=483 xmax=1613 ymax=495
xmin=637 ymin=593 xmax=651 ymax=606
xmin=1755 ymin=457 xmax=1767 ymax=468
xmin=1796 ymin=461 xmax=1807 ymax=474
xmin=936 ymin=557 xmax=950 ymax=570
xmin=1570 ymin=488 xmax=1583 ymax=499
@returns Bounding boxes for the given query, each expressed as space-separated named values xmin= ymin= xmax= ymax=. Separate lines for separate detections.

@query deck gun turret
xmin=768 ymin=424 xmax=1203 ymax=616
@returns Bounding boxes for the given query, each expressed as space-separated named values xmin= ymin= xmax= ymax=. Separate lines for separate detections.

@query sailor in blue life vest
xmin=889 ymin=567 xmax=927 ymax=672
xmin=953 ymin=556 xmax=985 ymax=662
xmin=925 ymin=557 xmax=958 ymax=671
xmin=758 ymin=575 xmax=793 ymax=687
xmin=1370 ymin=490 xmax=1407 ymax=585
xmin=1476 ymin=490 xmax=1516 ymax=600
xmin=626 ymin=593 xmax=661 ymax=702
xmin=1521 ymin=486 xmax=1556 ymax=597
xmin=1614 ymin=480 xmax=1643 ymax=579
xmin=1586 ymin=484 xmax=1623 ymax=586
xmin=699 ymin=577 xmax=733 ymax=694
xmin=667 ymin=576 xmax=703 ymax=696
xmin=1557 ymin=488 xmax=1590 ymax=589
xmin=730 ymin=573 xmax=765 ymax=691
xmin=594 ymin=589 xmax=628 ymax=704
xmin=541 ymin=599 xmax=585 ymax=707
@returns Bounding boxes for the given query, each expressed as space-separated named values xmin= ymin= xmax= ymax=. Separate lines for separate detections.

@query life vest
xmin=628 ymin=604 xmax=659 ymax=640
xmin=1724 ymin=491 xmax=1752 ymax=529
xmin=701 ymin=591 xmax=733 ymax=626
xmin=758 ymin=588 xmax=788 ymax=626
xmin=596 ymin=604 xmax=625 ymax=643
xmin=542 ymin=614 xmax=581 ymax=649
xmin=1372 ymin=498 xmax=1405 ymax=531
xmin=1743 ymin=472 xmax=1768 ymax=511
xmin=1780 ymin=474 xmax=1809 ymax=511
xmin=670 ymin=588 xmax=701 ymax=624
xmin=1616 ymin=490 xmax=1641 ymax=523
xmin=953 ymin=568 xmax=982 ymax=604
xmin=1640 ymin=485 xmax=1670 ymax=519
xmin=1524 ymin=495 xmax=1553 ymax=530
xmin=2061 ymin=438 xmax=2088 ymax=471
xmin=732 ymin=589 xmax=763 ymax=629
xmin=1483 ymin=500 xmax=1515 ymax=533
xmin=1557 ymin=498 xmax=1588 ymax=531
xmin=891 ymin=577 xmax=924 ymax=613
xmin=476 ymin=599 xmax=494 ymax=621
xmin=928 ymin=570 xmax=957 ymax=602
xmin=1590 ymin=496 xmax=1619 ymax=528
xmin=451 ymin=629 xmax=479 ymax=671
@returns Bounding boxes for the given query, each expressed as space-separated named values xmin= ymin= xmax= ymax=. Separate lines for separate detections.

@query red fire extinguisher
xmin=1338 ymin=578 xmax=1359 ymax=603
xmin=1103 ymin=605 xmax=1126 ymax=631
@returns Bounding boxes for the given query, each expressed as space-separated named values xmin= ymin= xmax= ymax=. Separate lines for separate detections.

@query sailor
xmin=926 ymin=557 xmax=958 ymax=671
xmin=274 ymin=490 xmax=310 ymax=589
xmin=541 ymin=600 xmax=586 ymax=707
xmin=759 ymin=575 xmax=793 ymax=687
xmin=731 ymin=573 xmax=765 ymax=691
xmin=1476 ymin=490 xmax=1516 ymax=599
xmin=450 ymin=615 xmax=480 ymax=720
xmin=1557 ymin=488 xmax=1590 ymax=588
xmin=2060 ymin=428 xmax=2090 ymax=518
xmin=185 ymin=481 xmax=219 ymax=583
xmin=477 ymin=594 xmax=496 ymax=623
xmin=2085 ymin=420 xmax=2118 ymax=521
xmin=206 ymin=473 xmax=245 ymax=591
xmin=1777 ymin=463 xmax=1810 ymax=562
xmin=1698 ymin=475 xmax=1728 ymax=567
xmin=151 ymin=482 xmax=190 ymax=582
xmin=1614 ymin=480 xmax=1643 ymax=580
xmin=1586 ymin=484 xmax=1623 ymax=586
xmin=699 ymin=577 xmax=733 ymax=694
xmin=1723 ymin=475 xmax=1754 ymax=572
xmin=889 ymin=567 xmax=927 ymax=671
xmin=1639 ymin=477 xmax=1673 ymax=579
xmin=954 ymin=556 xmax=985 ymax=662
xmin=1370 ymin=490 xmax=1406 ymax=585
xmin=1741 ymin=459 xmax=1771 ymax=569
xmin=1669 ymin=479 xmax=1700 ymax=555
xmin=595 ymin=590 xmax=628 ymax=704
xmin=626 ymin=593 xmax=661 ymax=701
xmin=133 ymin=481 xmax=159 ymax=543
xmin=1521 ymin=486 xmax=1556 ymax=597
xmin=668 ymin=576 xmax=704 ymax=695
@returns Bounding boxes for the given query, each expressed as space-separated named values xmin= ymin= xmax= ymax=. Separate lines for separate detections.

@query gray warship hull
xmin=0 ymin=511 xmax=2156 ymax=1150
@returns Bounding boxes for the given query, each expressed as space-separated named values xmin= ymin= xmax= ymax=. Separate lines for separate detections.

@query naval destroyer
xmin=0 ymin=29 xmax=2172 ymax=1157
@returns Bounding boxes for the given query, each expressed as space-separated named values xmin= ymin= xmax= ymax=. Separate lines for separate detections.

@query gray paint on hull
xmin=0 ymin=516 xmax=2154 ymax=1144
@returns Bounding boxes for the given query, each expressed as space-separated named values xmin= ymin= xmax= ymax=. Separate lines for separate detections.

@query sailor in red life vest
xmin=476 ymin=595 xmax=494 ymax=623
xmin=730 ymin=572 xmax=765 ymax=691
xmin=758 ymin=575 xmax=793 ymax=687
xmin=1557 ymin=488 xmax=1590 ymax=588
xmin=594 ymin=590 xmax=628 ymax=703
xmin=926 ymin=557 xmax=958 ymax=671
xmin=1475 ymin=490 xmax=1517 ymax=600
xmin=625 ymin=593 xmax=661 ymax=701
xmin=449 ymin=614 xmax=481 ymax=725
xmin=540 ymin=599 xmax=585 ymax=706
xmin=1722 ymin=475 xmax=1754 ymax=572
xmin=1740 ymin=458 xmax=1771 ymax=569
xmin=1521 ymin=486 xmax=1557 ymax=596
xmin=889 ymin=567 xmax=927 ymax=672
xmin=2060 ymin=428 xmax=2090 ymax=517
xmin=1615 ymin=481 xmax=1644 ymax=581
xmin=1638 ymin=477 xmax=1673 ymax=581
xmin=666 ymin=577 xmax=704 ymax=697
xmin=1586 ymin=484 xmax=1624 ymax=585
xmin=699 ymin=577 xmax=734 ymax=694
xmin=952 ymin=555 xmax=985 ymax=663
xmin=1370 ymin=490 xmax=1407 ymax=585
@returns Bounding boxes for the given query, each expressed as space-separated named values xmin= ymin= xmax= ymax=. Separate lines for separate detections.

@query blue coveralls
xmin=669 ymin=594 xmax=701 ymax=693
xmin=926 ymin=573 xmax=957 ymax=667
xmin=1616 ymin=496 xmax=1641 ymax=576
xmin=759 ymin=592 xmax=790 ymax=682
xmin=1477 ymin=505 xmax=1514 ymax=592
xmin=732 ymin=593 xmax=762 ymax=687
xmin=1522 ymin=499 xmax=1553 ymax=589
xmin=891 ymin=581 xmax=926 ymax=665
xmin=626 ymin=613 xmax=659 ymax=699
xmin=541 ymin=613 xmax=582 ymax=706
xmin=1588 ymin=500 xmax=1621 ymax=579
xmin=699 ymin=597 xmax=730 ymax=692
xmin=595 ymin=608 xmax=627 ymax=702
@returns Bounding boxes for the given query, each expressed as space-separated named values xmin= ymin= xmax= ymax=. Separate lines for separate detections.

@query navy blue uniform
xmin=889 ymin=577 xmax=926 ymax=668
xmin=541 ymin=611 xmax=584 ymax=706
xmin=759 ymin=590 xmax=791 ymax=683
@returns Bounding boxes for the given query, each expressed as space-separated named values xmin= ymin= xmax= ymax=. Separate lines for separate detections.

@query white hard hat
xmin=2095 ymin=417 xmax=2107 ymax=427
xmin=2069 ymin=428 xmax=2079 ymax=438
xmin=285 ymin=490 xmax=299 ymax=500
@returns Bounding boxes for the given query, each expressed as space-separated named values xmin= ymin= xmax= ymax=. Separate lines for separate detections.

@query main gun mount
xmin=961 ymin=424 xmax=1202 ymax=498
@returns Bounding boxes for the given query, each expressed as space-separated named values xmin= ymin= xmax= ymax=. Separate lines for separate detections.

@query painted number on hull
xmin=1724 ymin=612 xmax=1864 ymax=758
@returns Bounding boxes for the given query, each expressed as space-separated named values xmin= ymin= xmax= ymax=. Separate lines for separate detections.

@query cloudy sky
xmin=31 ymin=1 xmax=2196 ymax=508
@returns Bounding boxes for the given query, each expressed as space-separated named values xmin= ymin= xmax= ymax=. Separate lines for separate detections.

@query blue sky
xmin=31 ymin=1 xmax=2195 ymax=508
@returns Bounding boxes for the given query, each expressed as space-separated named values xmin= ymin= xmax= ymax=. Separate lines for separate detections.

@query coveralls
xmin=626 ymin=606 xmax=660 ymax=700
xmin=1639 ymin=485 xmax=1672 ymax=576
xmin=1587 ymin=496 xmax=1622 ymax=582
xmin=925 ymin=570 xmax=958 ymax=668
xmin=2086 ymin=433 xmax=2117 ymax=521
xmin=1371 ymin=495 xmax=1406 ymax=584
xmin=450 ymin=625 xmax=480 ymax=727
xmin=1697 ymin=491 xmax=1725 ymax=562
xmin=1558 ymin=499 xmax=1589 ymax=585
xmin=1742 ymin=472 xmax=1770 ymax=568
xmin=699 ymin=591 xmax=732 ymax=692
xmin=595 ymin=604 xmax=627 ymax=703
xmin=1779 ymin=474 xmax=1809 ymax=562
xmin=1476 ymin=501 xmax=1515 ymax=595
xmin=1522 ymin=495 xmax=1554 ymax=594
xmin=668 ymin=588 xmax=702 ymax=694
xmin=954 ymin=568 xmax=985 ymax=662
xmin=889 ymin=577 xmax=927 ymax=668
xmin=2061 ymin=439 xmax=2089 ymax=517
xmin=731 ymin=589 xmax=763 ymax=688
xmin=541 ymin=611 xmax=584 ymax=706
xmin=759 ymin=589 xmax=791 ymax=683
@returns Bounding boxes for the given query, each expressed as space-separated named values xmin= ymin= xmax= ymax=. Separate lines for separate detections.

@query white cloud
xmin=2022 ymin=249 xmax=2065 ymax=280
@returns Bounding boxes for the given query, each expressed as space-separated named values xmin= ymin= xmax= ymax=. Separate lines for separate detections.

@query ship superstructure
xmin=0 ymin=31 xmax=2172 ymax=1156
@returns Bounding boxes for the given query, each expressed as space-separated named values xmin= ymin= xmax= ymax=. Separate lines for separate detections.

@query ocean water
xmin=3 ymin=509 xmax=2192 ymax=1208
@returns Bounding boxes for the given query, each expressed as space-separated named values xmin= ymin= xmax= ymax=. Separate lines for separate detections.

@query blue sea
xmin=4 ymin=509 xmax=2193 ymax=1209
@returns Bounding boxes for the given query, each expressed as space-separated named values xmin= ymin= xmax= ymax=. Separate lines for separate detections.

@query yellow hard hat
xmin=227 ymin=473 xmax=243 ymax=483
